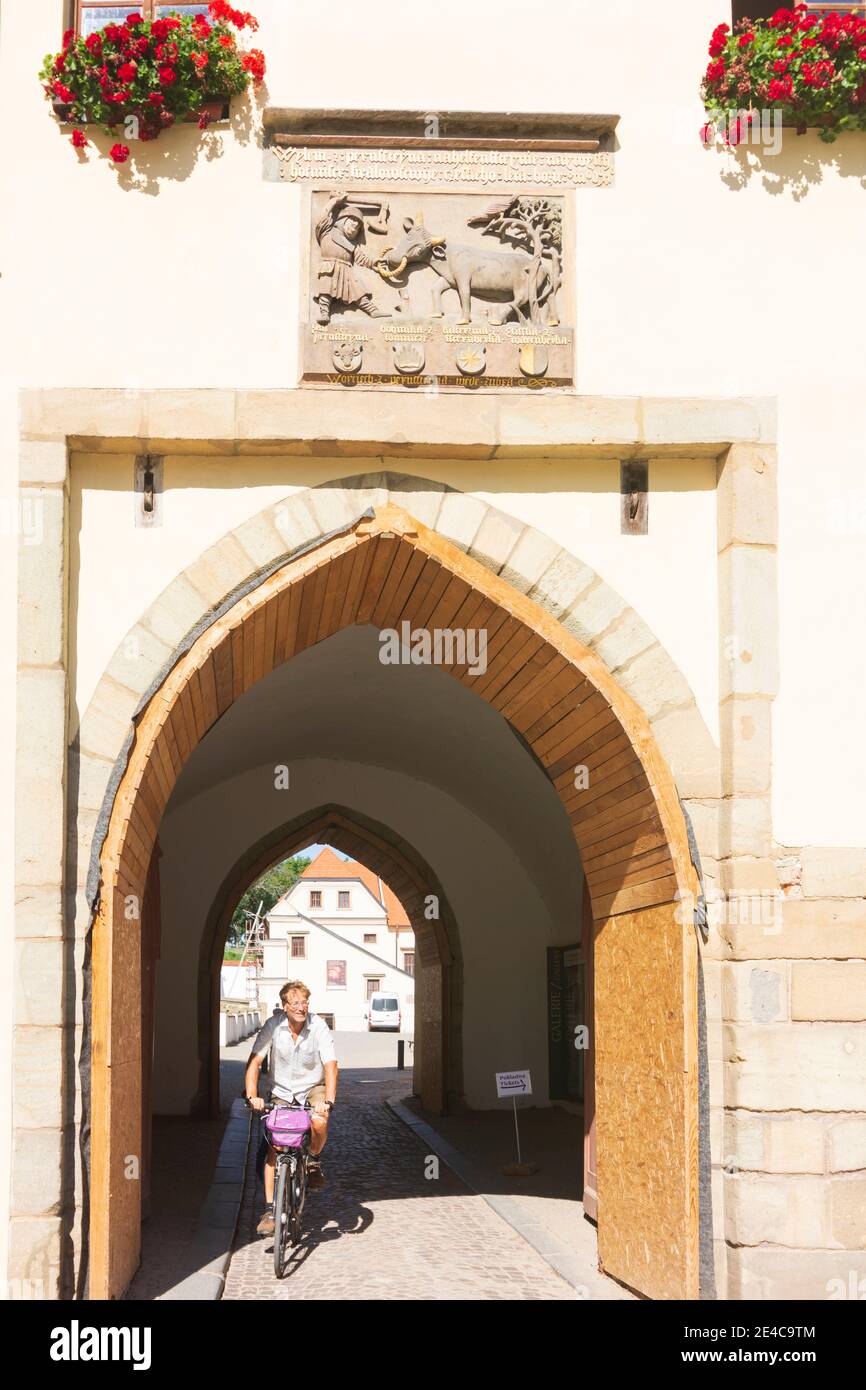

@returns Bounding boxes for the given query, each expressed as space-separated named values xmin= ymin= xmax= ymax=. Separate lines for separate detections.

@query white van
xmin=367 ymin=992 xmax=401 ymax=1032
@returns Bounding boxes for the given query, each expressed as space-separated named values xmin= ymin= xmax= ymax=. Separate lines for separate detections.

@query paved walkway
xmin=223 ymin=1065 xmax=582 ymax=1301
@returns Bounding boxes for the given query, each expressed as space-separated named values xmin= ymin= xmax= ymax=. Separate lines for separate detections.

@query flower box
xmin=51 ymin=94 xmax=229 ymax=124
xmin=41 ymin=2 xmax=264 ymax=161
xmin=702 ymin=4 xmax=866 ymax=144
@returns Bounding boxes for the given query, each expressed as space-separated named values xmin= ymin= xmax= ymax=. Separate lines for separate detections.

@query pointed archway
xmin=90 ymin=502 xmax=701 ymax=1300
xmin=192 ymin=804 xmax=462 ymax=1121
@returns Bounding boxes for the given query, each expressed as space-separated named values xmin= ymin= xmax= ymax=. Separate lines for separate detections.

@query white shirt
xmin=252 ymin=1010 xmax=337 ymax=1104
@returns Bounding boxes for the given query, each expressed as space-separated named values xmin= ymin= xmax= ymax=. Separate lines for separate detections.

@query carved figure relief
xmin=302 ymin=188 xmax=574 ymax=390
xmin=314 ymin=193 xmax=391 ymax=324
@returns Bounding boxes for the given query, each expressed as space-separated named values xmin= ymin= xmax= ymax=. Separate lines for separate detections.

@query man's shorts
xmin=271 ymin=1083 xmax=327 ymax=1113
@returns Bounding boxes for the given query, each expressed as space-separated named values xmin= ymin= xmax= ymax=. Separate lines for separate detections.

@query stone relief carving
xmin=301 ymin=188 xmax=574 ymax=390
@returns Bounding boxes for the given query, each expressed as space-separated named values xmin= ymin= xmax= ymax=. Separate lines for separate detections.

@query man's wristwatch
xmin=324 ymin=1100 xmax=335 ymax=1111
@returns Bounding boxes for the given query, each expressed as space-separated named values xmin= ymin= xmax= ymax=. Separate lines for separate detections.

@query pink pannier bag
xmin=264 ymin=1106 xmax=312 ymax=1150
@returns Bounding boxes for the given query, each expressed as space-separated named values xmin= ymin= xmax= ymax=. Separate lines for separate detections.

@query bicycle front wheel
xmin=274 ymin=1158 xmax=291 ymax=1278
xmin=290 ymin=1155 xmax=307 ymax=1246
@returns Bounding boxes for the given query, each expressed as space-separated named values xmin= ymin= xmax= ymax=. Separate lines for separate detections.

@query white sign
xmin=496 ymin=1070 xmax=532 ymax=1099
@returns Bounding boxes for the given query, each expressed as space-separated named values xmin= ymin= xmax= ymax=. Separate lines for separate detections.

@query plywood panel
xmin=595 ymin=902 xmax=698 ymax=1300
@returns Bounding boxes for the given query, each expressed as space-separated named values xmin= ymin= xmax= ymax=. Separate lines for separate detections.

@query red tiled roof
xmin=300 ymin=847 xmax=410 ymax=928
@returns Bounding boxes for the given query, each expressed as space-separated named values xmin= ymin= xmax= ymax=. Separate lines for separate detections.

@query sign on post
xmin=495 ymin=1070 xmax=535 ymax=1173
xmin=495 ymin=1070 xmax=532 ymax=1099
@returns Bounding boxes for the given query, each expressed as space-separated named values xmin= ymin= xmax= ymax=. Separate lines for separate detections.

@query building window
xmin=338 ymin=890 xmax=351 ymax=910
xmin=75 ymin=2 xmax=209 ymax=37
xmin=290 ymin=936 xmax=306 ymax=959
xmin=403 ymin=951 xmax=415 ymax=977
xmin=327 ymin=960 xmax=346 ymax=988
xmin=366 ymin=977 xmax=382 ymax=1000
xmin=310 ymin=890 xmax=322 ymax=909
xmin=731 ymin=1 xmax=864 ymax=19
xmin=363 ymin=933 xmax=376 ymax=945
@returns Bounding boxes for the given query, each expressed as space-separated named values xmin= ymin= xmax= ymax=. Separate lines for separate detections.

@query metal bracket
xmin=620 ymin=459 xmax=648 ymax=535
xmin=134 ymin=454 xmax=163 ymax=528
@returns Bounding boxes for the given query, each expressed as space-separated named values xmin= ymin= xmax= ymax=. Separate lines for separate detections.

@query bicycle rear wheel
xmin=273 ymin=1158 xmax=291 ymax=1277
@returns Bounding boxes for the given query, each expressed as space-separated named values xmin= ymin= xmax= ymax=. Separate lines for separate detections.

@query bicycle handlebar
xmin=244 ymin=1096 xmax=312 ymax=1113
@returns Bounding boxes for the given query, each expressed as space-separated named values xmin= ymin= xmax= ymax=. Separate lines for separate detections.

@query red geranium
xmin=70 ymin=128 xmax=89 ymax=149
xmin=109 ymin=143 xmax=130 ymax=164
xmin=117 ymin=62 xmax=137 ymax=83
xmin=158 ymin=65 xmax=177 ymax=85
xmin=209 ymin=1 xmax=258 ymax=31
xmin=62 ymin=28 xmax=75 ymax=50
xmin=241 ymin=48 xmax=266 ymax=84
xmin=148 ymin=91 xmax=165 ymax=106
xmin=192 ymin=52 xmax=209 ymax=71
xmin=768 ymin=76 xmax=794 ymax=102
xmin=192 ymin=16 xmax=212 ymax=39
xmin=53 ymin=81 xmax=74 ymax=102
xmin=709 ymin=23 xmax=729 ymax=58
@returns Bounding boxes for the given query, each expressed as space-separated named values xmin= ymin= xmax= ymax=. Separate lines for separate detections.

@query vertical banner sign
xmin=548 ymin=944 xmax=584 ymax=1102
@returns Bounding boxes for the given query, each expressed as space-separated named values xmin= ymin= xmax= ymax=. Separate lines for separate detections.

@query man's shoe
xmin=307 ymin=1161 xmax=325 ymax=1191
xmin=256 ymin=1208 xmax=275 ymax=1235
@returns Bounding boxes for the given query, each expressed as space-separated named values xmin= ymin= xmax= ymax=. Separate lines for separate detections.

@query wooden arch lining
xmin=196 ymin=806 xmax=460 ymax=1122
xmin=92 ymin=504 xmax=699 ymax=1301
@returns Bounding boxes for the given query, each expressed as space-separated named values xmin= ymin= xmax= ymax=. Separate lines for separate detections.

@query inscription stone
xmin=273 ymin=113 xmax=606 ymax=391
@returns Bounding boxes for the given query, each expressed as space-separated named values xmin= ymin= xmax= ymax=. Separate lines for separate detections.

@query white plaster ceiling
xmin=167 ymin=623 xmax=581 ymax=904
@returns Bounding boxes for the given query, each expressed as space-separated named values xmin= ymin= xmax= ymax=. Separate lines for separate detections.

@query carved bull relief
xmin=300 ymin=188 xmax=574 ymax=391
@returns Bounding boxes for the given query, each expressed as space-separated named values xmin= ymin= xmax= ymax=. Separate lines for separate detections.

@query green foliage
xmin=228 ymin=855 xmax=311 ymax=944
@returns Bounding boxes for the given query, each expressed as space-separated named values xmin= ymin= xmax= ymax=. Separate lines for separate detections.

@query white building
xmin=260 ymin=848 xmax=415 ymax=1032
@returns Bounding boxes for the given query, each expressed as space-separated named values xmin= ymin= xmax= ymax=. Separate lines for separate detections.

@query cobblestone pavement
xmin=223 ymin=1067 xmax=582 ymax=1301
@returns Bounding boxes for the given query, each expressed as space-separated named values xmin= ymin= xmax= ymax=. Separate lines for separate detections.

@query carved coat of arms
xmin=332 ymin=342 xmax=363 ymax=373
xmin=455 ymin=344 xmax=486 ymax=376
xmin=393 ymin=342 xmax=426 ymax=374
xmin=519 ymin=344 xmax=549 ymax=378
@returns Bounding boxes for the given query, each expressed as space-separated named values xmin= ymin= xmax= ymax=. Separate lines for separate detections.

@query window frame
xmin=337 ymin=890 xmax=351 ymax=910
xmin=365 ymin=977 xmax=383 ymax=1001
xmin=363 ymin=932 xmax=376 ymax=945
xmin=290 ymin=935 xmax=306 ymax=960
xmin=402 ymin=951 xmax=415 ymax=977
xmin=731 ymin=1 xmax=865 ymax=20
xmin=326 ymin=960 xmax=347 ymax=989
xmin=73 ymin=2 xmax=210 ymax=36
xmin=309 ymin=890 xmax=322 ymax=910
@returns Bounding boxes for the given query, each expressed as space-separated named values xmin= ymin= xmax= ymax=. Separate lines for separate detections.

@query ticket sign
xmin=495 ymin=1070 xmax=532 ymax=1099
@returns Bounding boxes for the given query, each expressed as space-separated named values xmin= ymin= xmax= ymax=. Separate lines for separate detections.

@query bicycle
xmin=249 ymin=1098 xmax=313 ymax=1277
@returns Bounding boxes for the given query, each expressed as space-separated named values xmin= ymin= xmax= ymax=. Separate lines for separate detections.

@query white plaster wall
xmin=155 ymin=757 xmax=581 ymax=1112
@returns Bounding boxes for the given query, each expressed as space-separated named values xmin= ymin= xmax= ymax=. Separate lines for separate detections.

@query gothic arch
xmin=77 ymin=480 xmax=709 ymax=1302
xmin=192 ymin=804 xmax=463 ymax=1121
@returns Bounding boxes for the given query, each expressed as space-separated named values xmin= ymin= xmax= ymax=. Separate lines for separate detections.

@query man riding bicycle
xmin=245 ymin=980 xmax=338 ymax=1237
